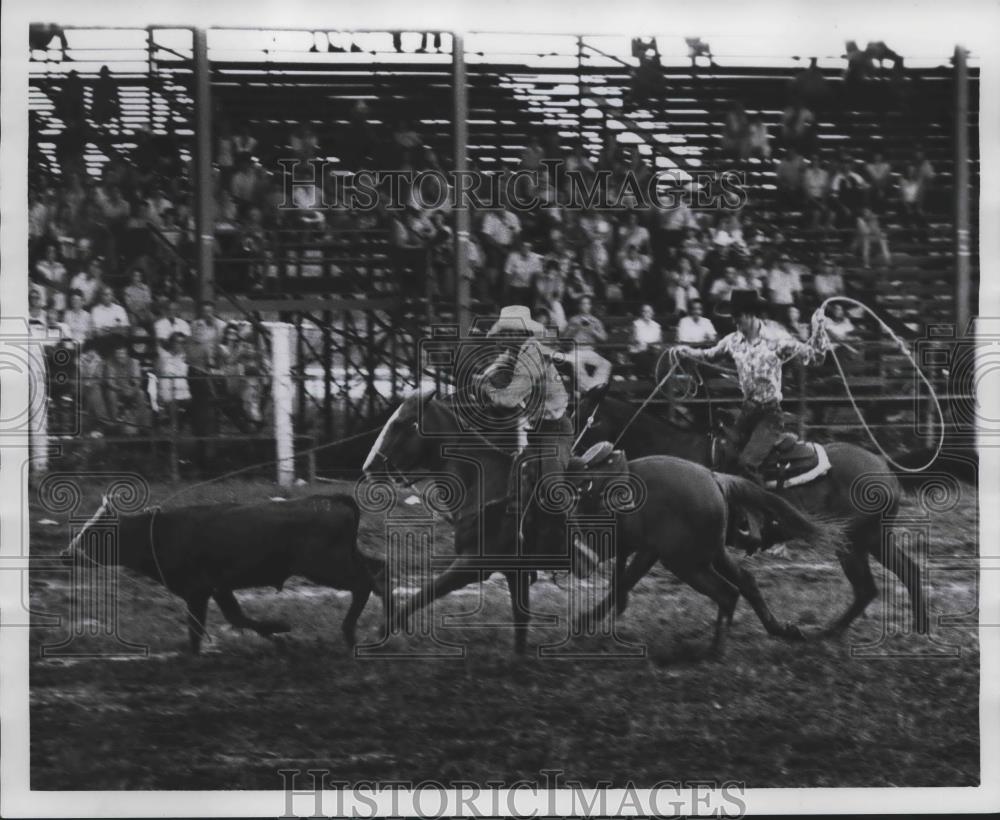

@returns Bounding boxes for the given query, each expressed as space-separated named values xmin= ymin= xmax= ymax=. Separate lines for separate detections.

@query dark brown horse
xmin=362 ymin=390 xmax=838 ymax=653
xmin=575 ymin=391 xmax=941 ymax=635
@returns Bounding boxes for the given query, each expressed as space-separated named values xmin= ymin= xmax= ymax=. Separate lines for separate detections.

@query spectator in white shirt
xmin=153 ymin=300 xmax=192 ymax=348
xmin=122 ymin=268 xmax=153 ymax=326
xmin=675 ymin=299 xmax=718 ymax=344
xmin=63 ymin=290 xmax=93 ymax=344
xmin=812 ymin=259 xmax=845 ymax=302
xmin=709 ymin=266 xmax=750 ymax=306
xmin=629 ymin=303 xmax=663 ymax=377
xmin=90 ymin=287 xmax=130 ymax=338
xmin=765 ymin=255 xmax=803 ymax=308
xmin=480 ymin=207 xmax=521 ymax=294
xmin=70 ymin=259 xmax=103 ymax=307
xmin=617 ymin=211 xmax=651 ymax=256
xmin=157 ymin=332 xmax=192 ymax=422
xmin=503 ymin=239 xmax=543 ymax=306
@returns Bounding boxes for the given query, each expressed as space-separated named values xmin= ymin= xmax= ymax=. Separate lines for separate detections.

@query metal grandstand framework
xmin=28 ymin=26 xmax=980 ymax=478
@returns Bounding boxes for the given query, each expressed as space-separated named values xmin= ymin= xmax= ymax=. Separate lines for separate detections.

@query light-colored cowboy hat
xmin=485 ymin=305 xmax=547 ymax=338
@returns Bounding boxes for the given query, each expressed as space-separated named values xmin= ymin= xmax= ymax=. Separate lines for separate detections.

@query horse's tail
xmin=715 ymin=473 xmax=840 ymax=549
xmin=889 ymin=445 xmax=978 ymax=493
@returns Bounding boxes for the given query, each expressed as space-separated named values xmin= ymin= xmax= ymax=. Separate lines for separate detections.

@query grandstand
xmin=26 ymin=27 xmax=979 ymax=480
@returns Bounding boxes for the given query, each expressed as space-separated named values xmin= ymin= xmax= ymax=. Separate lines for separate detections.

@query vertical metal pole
xmin=193 ymin=28 xmax=215 ymax=303
xmin=954 ymin=45 xmax=971 ymax=334
xmin=453 ymin=33 xmax=472 ymax=335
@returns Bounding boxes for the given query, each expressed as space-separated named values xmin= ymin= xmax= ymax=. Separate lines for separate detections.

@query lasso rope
xmin=810 ymin=296 xmax=945 ymax=473
xmin=669 ymin=297 xmax=946 ymax=474
xmin=612 ymin=360 xmax=681 ymax=449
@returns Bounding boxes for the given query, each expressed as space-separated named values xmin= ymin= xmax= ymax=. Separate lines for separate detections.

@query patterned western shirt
xmin=687 ymin=323 xmax=827 ymax=405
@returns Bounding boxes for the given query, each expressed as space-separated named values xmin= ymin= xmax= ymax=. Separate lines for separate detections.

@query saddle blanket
xmin=762 ymin=442 xmax=831 ymax=489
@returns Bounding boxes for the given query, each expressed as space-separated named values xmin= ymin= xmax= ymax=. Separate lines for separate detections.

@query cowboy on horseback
xmin=471 ymin=305 xmax=573 ymax=554
xmin=672 ymin=289 xmax=830 ymax=485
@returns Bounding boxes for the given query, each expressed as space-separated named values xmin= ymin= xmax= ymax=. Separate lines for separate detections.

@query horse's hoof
xmin=782 ymin=623 xmax=806 ymax=642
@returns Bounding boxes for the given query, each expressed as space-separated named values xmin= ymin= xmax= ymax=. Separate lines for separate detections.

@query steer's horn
xmin=63 ymin=494 xmax=110 ymax=556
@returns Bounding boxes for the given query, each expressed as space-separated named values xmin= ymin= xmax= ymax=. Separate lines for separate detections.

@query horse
xmin=574 ymin=390 xmax=938 ymax=635
xmin=362 ymin=390 xmax=839 ymax=654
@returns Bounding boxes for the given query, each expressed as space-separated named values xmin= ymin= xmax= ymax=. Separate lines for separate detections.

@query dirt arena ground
xmin=28 ymin=477 xmax=979 ymax=789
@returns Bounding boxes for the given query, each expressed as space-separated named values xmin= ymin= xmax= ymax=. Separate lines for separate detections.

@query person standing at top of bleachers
xmin=790 ymin=57 xmax=832 ymax=113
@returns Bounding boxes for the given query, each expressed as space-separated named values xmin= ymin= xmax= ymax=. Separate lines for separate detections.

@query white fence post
xmin=264 ymin=321 xmax=295 ymax=487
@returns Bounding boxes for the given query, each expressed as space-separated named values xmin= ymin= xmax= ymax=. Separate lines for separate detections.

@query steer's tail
xmin=715 ymin=474 xmax=843 ymax=553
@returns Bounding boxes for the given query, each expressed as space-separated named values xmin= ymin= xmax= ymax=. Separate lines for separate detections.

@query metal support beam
xmin=452 ymin=33 xmax=472 ymax=335
xmin=954 ymin=45 xmax=971 ymax=334
xmin=193 ymin=28 xmax=214 ymax=303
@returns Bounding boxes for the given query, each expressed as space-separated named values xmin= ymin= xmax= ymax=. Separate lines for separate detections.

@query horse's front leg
xmin=503 ymin=570 xmax=532 ymax=655
xmin=391 ymin=554 xmax=481 ymax=632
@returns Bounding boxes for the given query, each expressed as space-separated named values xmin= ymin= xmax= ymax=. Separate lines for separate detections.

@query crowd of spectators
xmin=29 ymin=38 xmax=945 ymax=428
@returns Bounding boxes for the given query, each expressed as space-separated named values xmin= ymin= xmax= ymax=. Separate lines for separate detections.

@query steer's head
xmin=362 ymin=391 xmax=432 ymax=477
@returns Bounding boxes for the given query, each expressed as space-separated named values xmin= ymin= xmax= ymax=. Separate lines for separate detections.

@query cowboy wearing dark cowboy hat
xmin=671 ymin=289 xmax=829 ymax=483
xmin=471 ymin=305 xmax=573 ymax=555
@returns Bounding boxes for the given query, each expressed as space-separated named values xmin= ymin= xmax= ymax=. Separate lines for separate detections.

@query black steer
xmin=66 ymin=494 xmax=386 ymax=653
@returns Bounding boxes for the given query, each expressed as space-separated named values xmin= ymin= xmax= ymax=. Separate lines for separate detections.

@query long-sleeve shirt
xmin=481 ymin=339 xmax=568 ymax=423
xmin=685 ymin=325 xmax=827 ymax=404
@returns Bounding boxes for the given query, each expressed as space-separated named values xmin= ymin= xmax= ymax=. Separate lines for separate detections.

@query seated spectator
xmin=853 ymin=208 xmax=892 ymax=269
xmin=102 ymin=340 xmax=151 ymax=435
xmin=392 ymin=119 xmax=423 ymax=157
xmin=745 ymin=253 xmax=769 ymax=292
xmin=533 ymin=259 xmax=567 ymax=332
xmin=712 ymin=214 xmax=747 ymax=253
xmin=802 ymin=157 xmax=832 ymax=228
xmin=563 ymin=295 xmax=608 ymax=349
xmin=479 ymin=205 xmax=521 ymax=297
xmin=28 ymin=287 xmax=47 ymax=328
xmin=618 ymin=245 xmax=650 ymax=299
xmin=153 ymin=300 xmax=191 ymax=347
xmin=864 ymin=151 xmax=893 ymax=212
xmin=565 ymin=144 xmax=595 ymax=176
xmin=79 ymin=339 xmax=110 ymax=433
xmin=33 ymin=242 xmax=68 ymax=311
xmin=765 ymin=254 xmax=803 ymax=310
xmin=629 ymin=304 xmax=663 ymax=377
xmin=503 ymin=238 xmax=543 ymax=306
xmin=122 ymin=267 xmax=154 ymax=325
xmin=519 ymin=136 xmax=545 ymax=171
xmin=564 ymin=267 xmax=596 ymax=308
xmin=825 ymin=302 xmax=861 ymax=355
xmin=745 ymin=115 xmax=771 ymax=161
xmin=709 ymin=265 xmax=750 ymax=306
xmin=156 ymin=332 xmax=191 ymax=427
xmin=775 ymin=148 xmax=805 ymax=204
xmin=582 ymin=237 xmax=611 ymax=284
xmin=675 ymin=299 xmax=718 ymax=344
xmin=230 ymin=156 xmax=261 ymax=204
xmin=783 ymin=305 xmax=811 ymax=342
xmin=70 ymin=258 xmax=103 ymax=306
xmin=617 ymin=211 xmax=651 ymax=256
xmin=215 ymin=323 xmax=264 ymax=431
xmin=97 ymin=184 xmax=130 ymax=231
xmin=828 ymin=160 xmax=869 ymax=226
xmin=580 ymin=207 xmax=614 ymax=248
xmin=63 ymin=290 xmax=93 ymax=344
xmin=812 ymin=259 xmax=846 ymax=302
xmin=664 ymin=264 xmax=700 ymax=318
xmin=232 ymin=123 xmax=258 ymax=164
xmin=90 ymin=286 xmax=130 ymax=338
xmin=780 ymin=105 xmax=816 ymax=155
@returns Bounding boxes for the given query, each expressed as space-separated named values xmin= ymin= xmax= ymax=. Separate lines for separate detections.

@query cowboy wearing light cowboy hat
xmin=471 ymin=305 xmax=573 ymax=555
xmin=671 ymin=289 xmax=830 ymax=484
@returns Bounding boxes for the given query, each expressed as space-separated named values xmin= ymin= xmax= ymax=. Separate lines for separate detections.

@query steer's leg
xmin=185 ymin=590 xmax=211 ymax=654
xmin=341 ymin=585 xmax=372 ymax=649
xmin=212 ymin=588 xmax=291 ymax=638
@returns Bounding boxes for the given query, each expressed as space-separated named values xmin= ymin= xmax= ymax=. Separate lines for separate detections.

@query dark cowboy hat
xmin=716 ymin=289 xmax=768 ymax=318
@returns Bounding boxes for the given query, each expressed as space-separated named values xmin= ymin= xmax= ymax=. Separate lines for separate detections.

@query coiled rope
xmin=809 ymin=296 xmax=945 ymax=473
